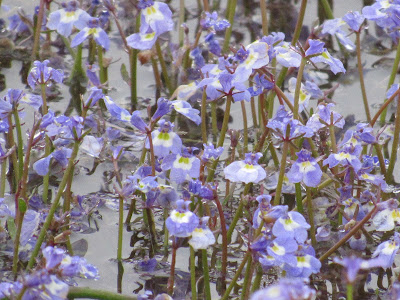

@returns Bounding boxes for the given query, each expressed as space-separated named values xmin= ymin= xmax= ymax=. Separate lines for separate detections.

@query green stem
xmin=163 ymin=208 xmax=169 ymax=259
xmin=292 ymin=0 xmax=307 ymax=47
xmin=241 ymin=255 xmax=254 ymax=300
xmin=190 ymin=246 xmax=197 ymax=300
xmin=67 ymin=287 xmax=137 ymax=300
xmin=260 ymin=0 xmax=268 ymax=36
xmin=356 ymin=32 xmax=371 ymax=123
xmin=117 ymin=195 xmax=124 ymax=261
xmin=7 ymin=115 xmax=19 ymax=191
xmin=371 ymin=88 xmax=400 ymax=127
xmin=12 ymin=110 xmax=23 ymax=180
xmin=293 ymin=58 xmax=307 ymax=120
xmin=202 ymin=249 xmax=211 ymax=300
xmin=306 ymin=187 xmax=316 ymax=247
xmin=318 ymin=0 xmax=334 ymax=19
xmin=0 ymin=159 xmax=6 ymax=197
xmin=155 ymin=41 xmax=173 ymax=95
xmin=130 ymin=15 xmax=140 ymax=110
xmin=98 ymin=44 xmax=107 ymax=93
xmin=380 ymin=41 xmax=400 ymax=124
xmin=211 ymin=102 xmax=218 ymax=138
xmin=70 ymin=44 xmax=85 ymax=80
xmin=274 ymin=140 xmax=289 ymax=205
xmin=295 ymin=183 xmax=303 ymax=213
xmin=221 ymin=252 xmax=250 ymax=300
xmin=215 ymin=192 xmax=227 ymax=283
xmin=346 ymin=283 xmax=353 ymax=300
xmin=223 ymin=0 xmax=238 ymax=53
xmin=32 ymin=0 xmax=45 ymax=59
xmin=61 ymin=36 xmax=76 ymax=59
xmin=386 ymin=93 xmax=400 ymax=184
xmin=12 ymin=209 xmax=25 ymax=275
xmin=201 ymin=89 xmax=208 ymax=144
xmin=250 ymin=266 xmax=263 ymax=293
xmin=178 ymin=0 xmax=185 ymax=46
xmin=41 ymin=83 xmax=51 ymax=204
xmin=226 ymin=184 xmax=251 ymax=242
xmin=240 ymin=101 xmax=248 ymax=153
xmin=27 ymin=141 xmax=81 ymax=270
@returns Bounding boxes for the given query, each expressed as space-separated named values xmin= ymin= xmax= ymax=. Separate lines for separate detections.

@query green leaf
xmin=18 ymin=198 xmax=27 ymax=214
xmin=7 ymin=217 xmax=16 ymax=240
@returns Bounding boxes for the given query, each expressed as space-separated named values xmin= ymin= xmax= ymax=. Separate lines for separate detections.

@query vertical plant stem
xmin=155 ymin=41 xmax=173 ymax=95
xmin=211 ymin=102 xmax=218 ymax=138
xmin=12 ymin=209 xmax=25 ymax=275
xmin=117 ymin=195 xmax=124 ymax=261
xmin=241 ymin=255 xmax=254 ymax=300
xmin=240 ymin=101 xmax=248 ymax=153
xmin=260 ymin=0 xmax=268 ymax=36
xmin=163 ymin=208 xmax=169 ymax=259
xmin=319 ymin=0 xmax=334 ymax=19
xmin=12 ymin=110 xmax=23 ymax=180
xmin=41 ymin=84 xmax=51 ymax=203
xmin=202 ymin=249 xmax=211 ymax=300
xmin=347 ymin=283 xmax=353 ymax=300
xmin=386 ymin=93 xmax=400 ymax=183
xmin=274 ymin=139 xmax=289 ymax=205
xmin=293 ymin=58 xmax=307 ymax=120
xmin=356 ymin=32 xmax=371 ymax=123
xmin=226 ymin=184 xmax=251 ymax=242
xmin=32 ymin=0 xmax=45 ymax=59
xmin=190 ymin=246 xmax=197 ymax=300
xmin=250 ymin=266 xmax=263 ymax=293
xmin=7 ymin=115 xmax=19 ymax=191
xmin=201 ymin=89 xmax=208 ymax=144
xmin=27 ymin=141 xmax=80 ymax=270
xmin=306 ymin=187 xmax=316 ymax=247
xmin=215 ymin=192 xmax=227 ymax=284
xmin=0 ymin=160 xmax=6 ymax=197
xmin=295 ymin=183 xmax=304 ymax=213
xmin=130 ymin=15 xmax=140 ymax=110
xmin=221 ymin=252 xmax=251 ymax=300
xmin=178 ymin=0 xmax=185 ymax=46
xmin=380 ymin=40 xmax=400 ymax=124
xmin=146 ymin=131 xmax=156 ymax=176
xmin=292 ymin=0 xmax=307 ymax=48
xmin=223 ymin=0 xmax=238 ymax=53
xmin=168 ymin=239 xmax=178 ymax=295
xmin=98 ymin=44 xmax=107 ymax=93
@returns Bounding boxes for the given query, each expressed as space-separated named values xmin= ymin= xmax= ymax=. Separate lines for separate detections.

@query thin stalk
xmin=295 ymin=183 xmax=303 ymax=213
xmin=292 ymin=0 xmax=307 ymax=48
xmin=0 ymin=160 xmax=6 ymax=197
xmin=163 ymin=208 xmax=169 ymax=259
xmin=155 ymin=41 xmax=173 ymax=95
xmin=211 ymin=102 xmax=218 ymax=137
xmin=347 ymin=283 xmax=353 ymax=300
xmin=98 ymin=44 xmax=107 ymax=93
xmin=130 ymin=15 xmax=140 ymax=110
xmin=12 ymin=110 xmax=23 ymax=180
xmin=32 ymin=0 xmax=45 ymax=59
xmin=250 ymin=266 xmax=263 ymax=293
xmin=7 ymin=115 xmax=19 ymax=191
xmin=293 ymin=58 xmax=307 ymax=120
xmin=41 ymin=83 xmax=51 ymax=203
xmin=201 ymin=89 xmax=208 ymax=143
xmin=306 ymin=187 xmax=316 ymax=247
xmin=319 ymin=0 xmax=334 ymax=19
xmin=67 ymin=287 xmax=138 ymax=300
xmin=190 ymin=246 xmax=197 ymax=300
xmin=167 ymin=239 xmax=178 ymax=295
xmin=319 ymin=205 xmax=377 ymax=262
xmin=386 ymin=93 xmax=400 ymax=184
xmin=202 ymin=249 xmax=211 ymax=300
xmin=145 ymin=207 xmax=157 ymax=258
xmin=215 ymin=192 xmax=227 ymax=284
xmin=146 ymin=131 xmax=156 ymax=176
xmin=178 ymin=0 xmax=185 ymax=46
xmin=380 ymin=42 xmax=400 ymax=124
xmin=60 ymin=36 xmax=76 ymax=59
xmin=202 ymin=0 xmax=209 ymax=11
xmin=221 ymin=252 xmax=251 ymax=300
xmin=250 ymin=96 xmax=258 ymax=128
xmin=223 ymin=0 xmax=238 ymax=53
xmin=356 ymin=31 xmax=371 ymax=123
xmin=241 ymin=255 xmax=254 ymax=300
xmin=240 ymin=101 xmax=248 ymax=152
xmin=12 ymin=209 xmax=25 ymax=275
xmin=117 ymin=195 xmax=124 ymax=261
xmin=274 ymin=139 xmax=289 ymax=205
xmin=371 ymin=88 xmax=400 ymax=127
xmin=27 ymin=141 xmax=80 ymax=270
xmin=206 ymin=95 xmax=232 ymax=182
xmin=260 ymin=0 xmax=268 ymax=36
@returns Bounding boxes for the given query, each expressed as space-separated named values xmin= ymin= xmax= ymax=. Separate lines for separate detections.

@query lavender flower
xmin=28 ymin=60 xmax=64 ymax=89
xmin=224 ymin=152 xmax=266 ymax=184
xmin=188 ymin=217 xmax=216 ymax=250
xmin=166 ymin=200 xmax=199 ymax=237
xmin=71 ymin=17 xmax=110 ymax=50
xmin=272 ymin=211 xmax=310 ymax=244
xmin=287 ymin=149 xmax=322 ymax=187
xmin=146 ymin=120 xmax=182 ymax=157
xmin=162 ymin=147 xmax=200 ymax=184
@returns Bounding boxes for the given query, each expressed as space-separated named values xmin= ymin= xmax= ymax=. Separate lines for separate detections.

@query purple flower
xmin=28 ymin=60 xmax=64 ymax=89
xmin=47 ymin=0 xmax=91 ymax=37
xmin=131 ymin=111 xmax=149 ymax=132
xmin=146 ymin=120 xmax=182 ymax=157
xmin=250 ymin=278 xmax=316 ymax=300
xmin=71 ymin=17 xmax=110 ymax=50
xmin=334 ymin=256 xmax=373 ymax=283
xmin=201 ymin=143 xmax=223 ymax=162
xmin=267 ymin=236 xmax=298 ymax=264
xmin=323 ymin=144 xmax=362 ymax=172
xmin=104 ymin=96 xmax=132 ymax=122
xmin=321 ymin=18 xmax=355 ymax=51
xmin=309 ymin=46 xmax=346 ymax=74
xmin=171 ymin=100 xmax=201 ymax=125
xmin=166 ymin=200 xmax=199 ymax=237
xmin=287 ymin=149 xmax=322 ymax=187
xmin=188 ymin=217 xmax=216 ymax=250
xmin=306 ymin=103 xmax=344 ymax=132
xmin=272 ymin=211 xmax=310 ymax=244
xmin=224 ymin=152 xmax=266 ymax=184
xmin=140 ymin=1 xmax=173 ymax=36
xmin=305 ymin=39 xmax=325 ymax=57
xmin=188 ymin=180 xmax=214 ymax=200
xmin=162 ymin=147 xmax=200 ymax=184
xmin=343 ymin=11 xmax=365 ymax=31
xmin=284 ymin=244 xmax=321 ymax=278
xmin=127 ymin=29 xmax=160 ymax=50
xmin=200 ymin=11 xmax=230 ymax=32
xmin=275 ymin=42 xmax=302 ymax=67
xmin=204 ymin=33 xmax=221 ymax=56
xmin=152 ymin=98 xmax=172 ymax=121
